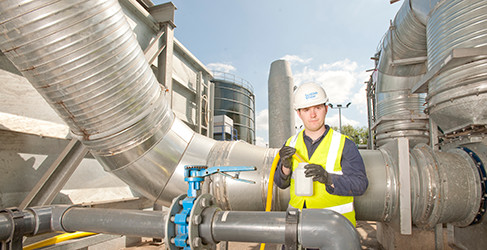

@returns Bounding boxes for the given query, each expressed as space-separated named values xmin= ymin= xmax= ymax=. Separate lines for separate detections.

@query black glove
xmin=279 ymin=146 xmax=296 ymax=169
xmin=304 ymin=164 xmax=331 ymax=185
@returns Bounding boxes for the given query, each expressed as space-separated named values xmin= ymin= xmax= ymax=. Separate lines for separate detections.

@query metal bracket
xmin=0 ymin=208 xmax=25 ymax=250
xmin=380 ymin=138 xmax=412 ymax=235
xmin=285 ymin=208 xmax=299 ymax=250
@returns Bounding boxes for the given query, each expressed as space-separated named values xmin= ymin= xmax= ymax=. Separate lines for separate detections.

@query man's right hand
xmin=279 ymin=146 xmax=296 ymax=169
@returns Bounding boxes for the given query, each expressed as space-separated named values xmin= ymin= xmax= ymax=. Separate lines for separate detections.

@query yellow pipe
xmin=260 ymin=152 xmax=304 ymax=250
xmin=23 ymin=232 xmax=97 ymax=250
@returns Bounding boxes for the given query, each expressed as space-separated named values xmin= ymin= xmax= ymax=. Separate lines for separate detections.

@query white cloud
xmin=206 ymin=62 xmax=236 ymax=72
xmin=352 ymin=84 xmax=368 ymax=115
xmin=255 ymin=136 xmax=268 ymax=148
xmin=326 ymin=113 xmax=361 ymax=128
xmin=293 ymin=59 xmax=361 ymax=105
xmin=281 ymin=55 xmax=312 ymax=65
xmin=255 ymin=109 xmax=269 ymax=131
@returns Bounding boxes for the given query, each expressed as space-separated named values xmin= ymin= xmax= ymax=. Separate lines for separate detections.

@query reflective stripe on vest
xmin=289 ymin=201 xmax=354 ymax=214
xmin=289 ymin=129 xmax=301 ymax=148
xmin=326 ymin=131 xmax=343 ymax=175
xmin=326 ymin=201 xmax=354 ymax=214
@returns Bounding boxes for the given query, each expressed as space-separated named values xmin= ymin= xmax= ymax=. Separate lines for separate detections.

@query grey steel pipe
xmin=61 ymin=207 xmax=166 ymax=238
xmin=1 ymin=206 xmax=359 ymax=250
xmin=209 ymin=210 xmax=361 ymax=250
xmin=0 ymin=213 xmax=15 ymax=241
xmin=0 ymin=206 xmax=166 ymax=242
xmin=299 ymin=209 xmax=361 ymax=250
xmin=211 ymin=211 xmax=285 ymax=244
xmin=268 ymin=59 xmax=295 ymax=148
xmin=0 ymin=207 xmax=52 ymax=241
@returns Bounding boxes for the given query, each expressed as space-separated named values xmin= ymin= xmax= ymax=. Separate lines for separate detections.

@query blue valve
xmin=184 ymin=165 xmax=256 ymax=198
xmin=170 ymin=165 xmax=256 ymax=249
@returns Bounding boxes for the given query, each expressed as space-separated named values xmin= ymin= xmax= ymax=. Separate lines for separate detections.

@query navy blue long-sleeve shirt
xmin=274 ymin=125 xmax=368 ymax=196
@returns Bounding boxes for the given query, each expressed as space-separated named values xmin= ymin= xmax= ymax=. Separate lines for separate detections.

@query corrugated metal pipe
xmin=424 ymin=0 xmax=487 ymax=134
xmin=373 ymin=0 xmax=436 ymax=147
xmin=354 ymin=143 xmax=483 ymax=229
xmin=0 ymin=0 xmax=278 ymax=211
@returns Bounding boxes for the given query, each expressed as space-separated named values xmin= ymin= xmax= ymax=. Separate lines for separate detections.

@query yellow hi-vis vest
xmin=285 ymin=128 xmax=356 ymax=226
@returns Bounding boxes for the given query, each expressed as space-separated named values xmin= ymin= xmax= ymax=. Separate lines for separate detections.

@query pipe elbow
xmin=299 ymin=209 xmax=361 ymax=250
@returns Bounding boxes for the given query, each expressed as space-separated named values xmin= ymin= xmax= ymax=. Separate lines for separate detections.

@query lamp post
xmin=328 ymin=102 xmax=351 ymax=133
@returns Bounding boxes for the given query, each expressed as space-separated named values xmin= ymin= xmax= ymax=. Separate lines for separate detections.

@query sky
xmin=152 ymin=0 xmax=403 ymax=147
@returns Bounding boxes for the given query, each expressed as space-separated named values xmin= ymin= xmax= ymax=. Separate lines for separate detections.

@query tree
xmin=331 ymin=125 xmax=368 ymax=145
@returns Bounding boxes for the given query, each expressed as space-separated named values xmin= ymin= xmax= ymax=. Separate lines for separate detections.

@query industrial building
xmin=1 ymin=0 xmax=487 ymax=250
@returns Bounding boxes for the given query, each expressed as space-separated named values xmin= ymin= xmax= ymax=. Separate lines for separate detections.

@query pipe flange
xmin=0 ymin=207 xmax=25 ymax=249
xmin=458 ymin=147 xmax=486 ymax=226
xmin=164 ymin=194 xmax=186 ymax=250
xmin=285 ymin=208 xmax=299 ymax=250
xmin=188 ymin=193 xmax=217 ymax=250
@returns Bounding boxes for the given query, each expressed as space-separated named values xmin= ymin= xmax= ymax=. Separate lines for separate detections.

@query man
xmin=274 ymin=82 xmax=368 ymax=227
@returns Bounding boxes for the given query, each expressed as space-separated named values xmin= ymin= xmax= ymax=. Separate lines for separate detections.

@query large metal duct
xmin=0 ymin=0 xmax=278 ymax=210
xmin=354 ymin=143 xmax=482 ymax=229
xmin=374 ymin=0 xmax=436 ymax=147
xmin=0 ymin=0 xmax=484 ymax=238
xmin=268 ymin=59 xmax=295 ymax=148
xmin=425 ymin=0 xmax=487 ymax=134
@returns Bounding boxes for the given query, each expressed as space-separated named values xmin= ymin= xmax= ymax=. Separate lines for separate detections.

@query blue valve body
xmin=171 ymin=165 xmax=256 ymax=249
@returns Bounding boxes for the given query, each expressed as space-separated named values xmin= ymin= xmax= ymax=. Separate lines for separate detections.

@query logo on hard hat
xmin=305 ymin=91 xmax=318 ymax=100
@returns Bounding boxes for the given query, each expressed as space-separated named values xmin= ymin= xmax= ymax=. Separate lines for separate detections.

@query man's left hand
xmin=304 ymin=164 xmax=331 ymax=185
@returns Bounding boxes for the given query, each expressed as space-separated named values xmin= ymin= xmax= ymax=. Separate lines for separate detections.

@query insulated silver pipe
xmin=425 ymin=0 xmax=487 ymax=133
xmin=410 ymin=145 xmax=481 ymax=228
xmin=353 ymin=150 xmax=394 ymax=222
xmin=354 ymin=143 xmax=482 ymax=229
xmin=0 ymin=0 xmax=177 ymax=204
xmin=374 ymin=0 xmax=432 ymax=148
xmin=0 ymin=0 xmax=276 ymax=210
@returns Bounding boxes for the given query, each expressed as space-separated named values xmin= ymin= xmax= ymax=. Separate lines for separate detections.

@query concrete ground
xmin=123 ymin=221 xmax=383 ymax=250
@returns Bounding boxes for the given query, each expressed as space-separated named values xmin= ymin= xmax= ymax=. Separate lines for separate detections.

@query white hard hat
xmin=294 ymin=82 xmax=329 ymax=110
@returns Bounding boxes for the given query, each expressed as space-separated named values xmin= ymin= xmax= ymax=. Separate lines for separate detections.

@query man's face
xmin=297 ymin=104 xmax=328 ymax=132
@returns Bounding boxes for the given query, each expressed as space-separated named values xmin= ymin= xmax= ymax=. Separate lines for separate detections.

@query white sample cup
xmin=294 ymin=162 xmax=313 ymax=196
